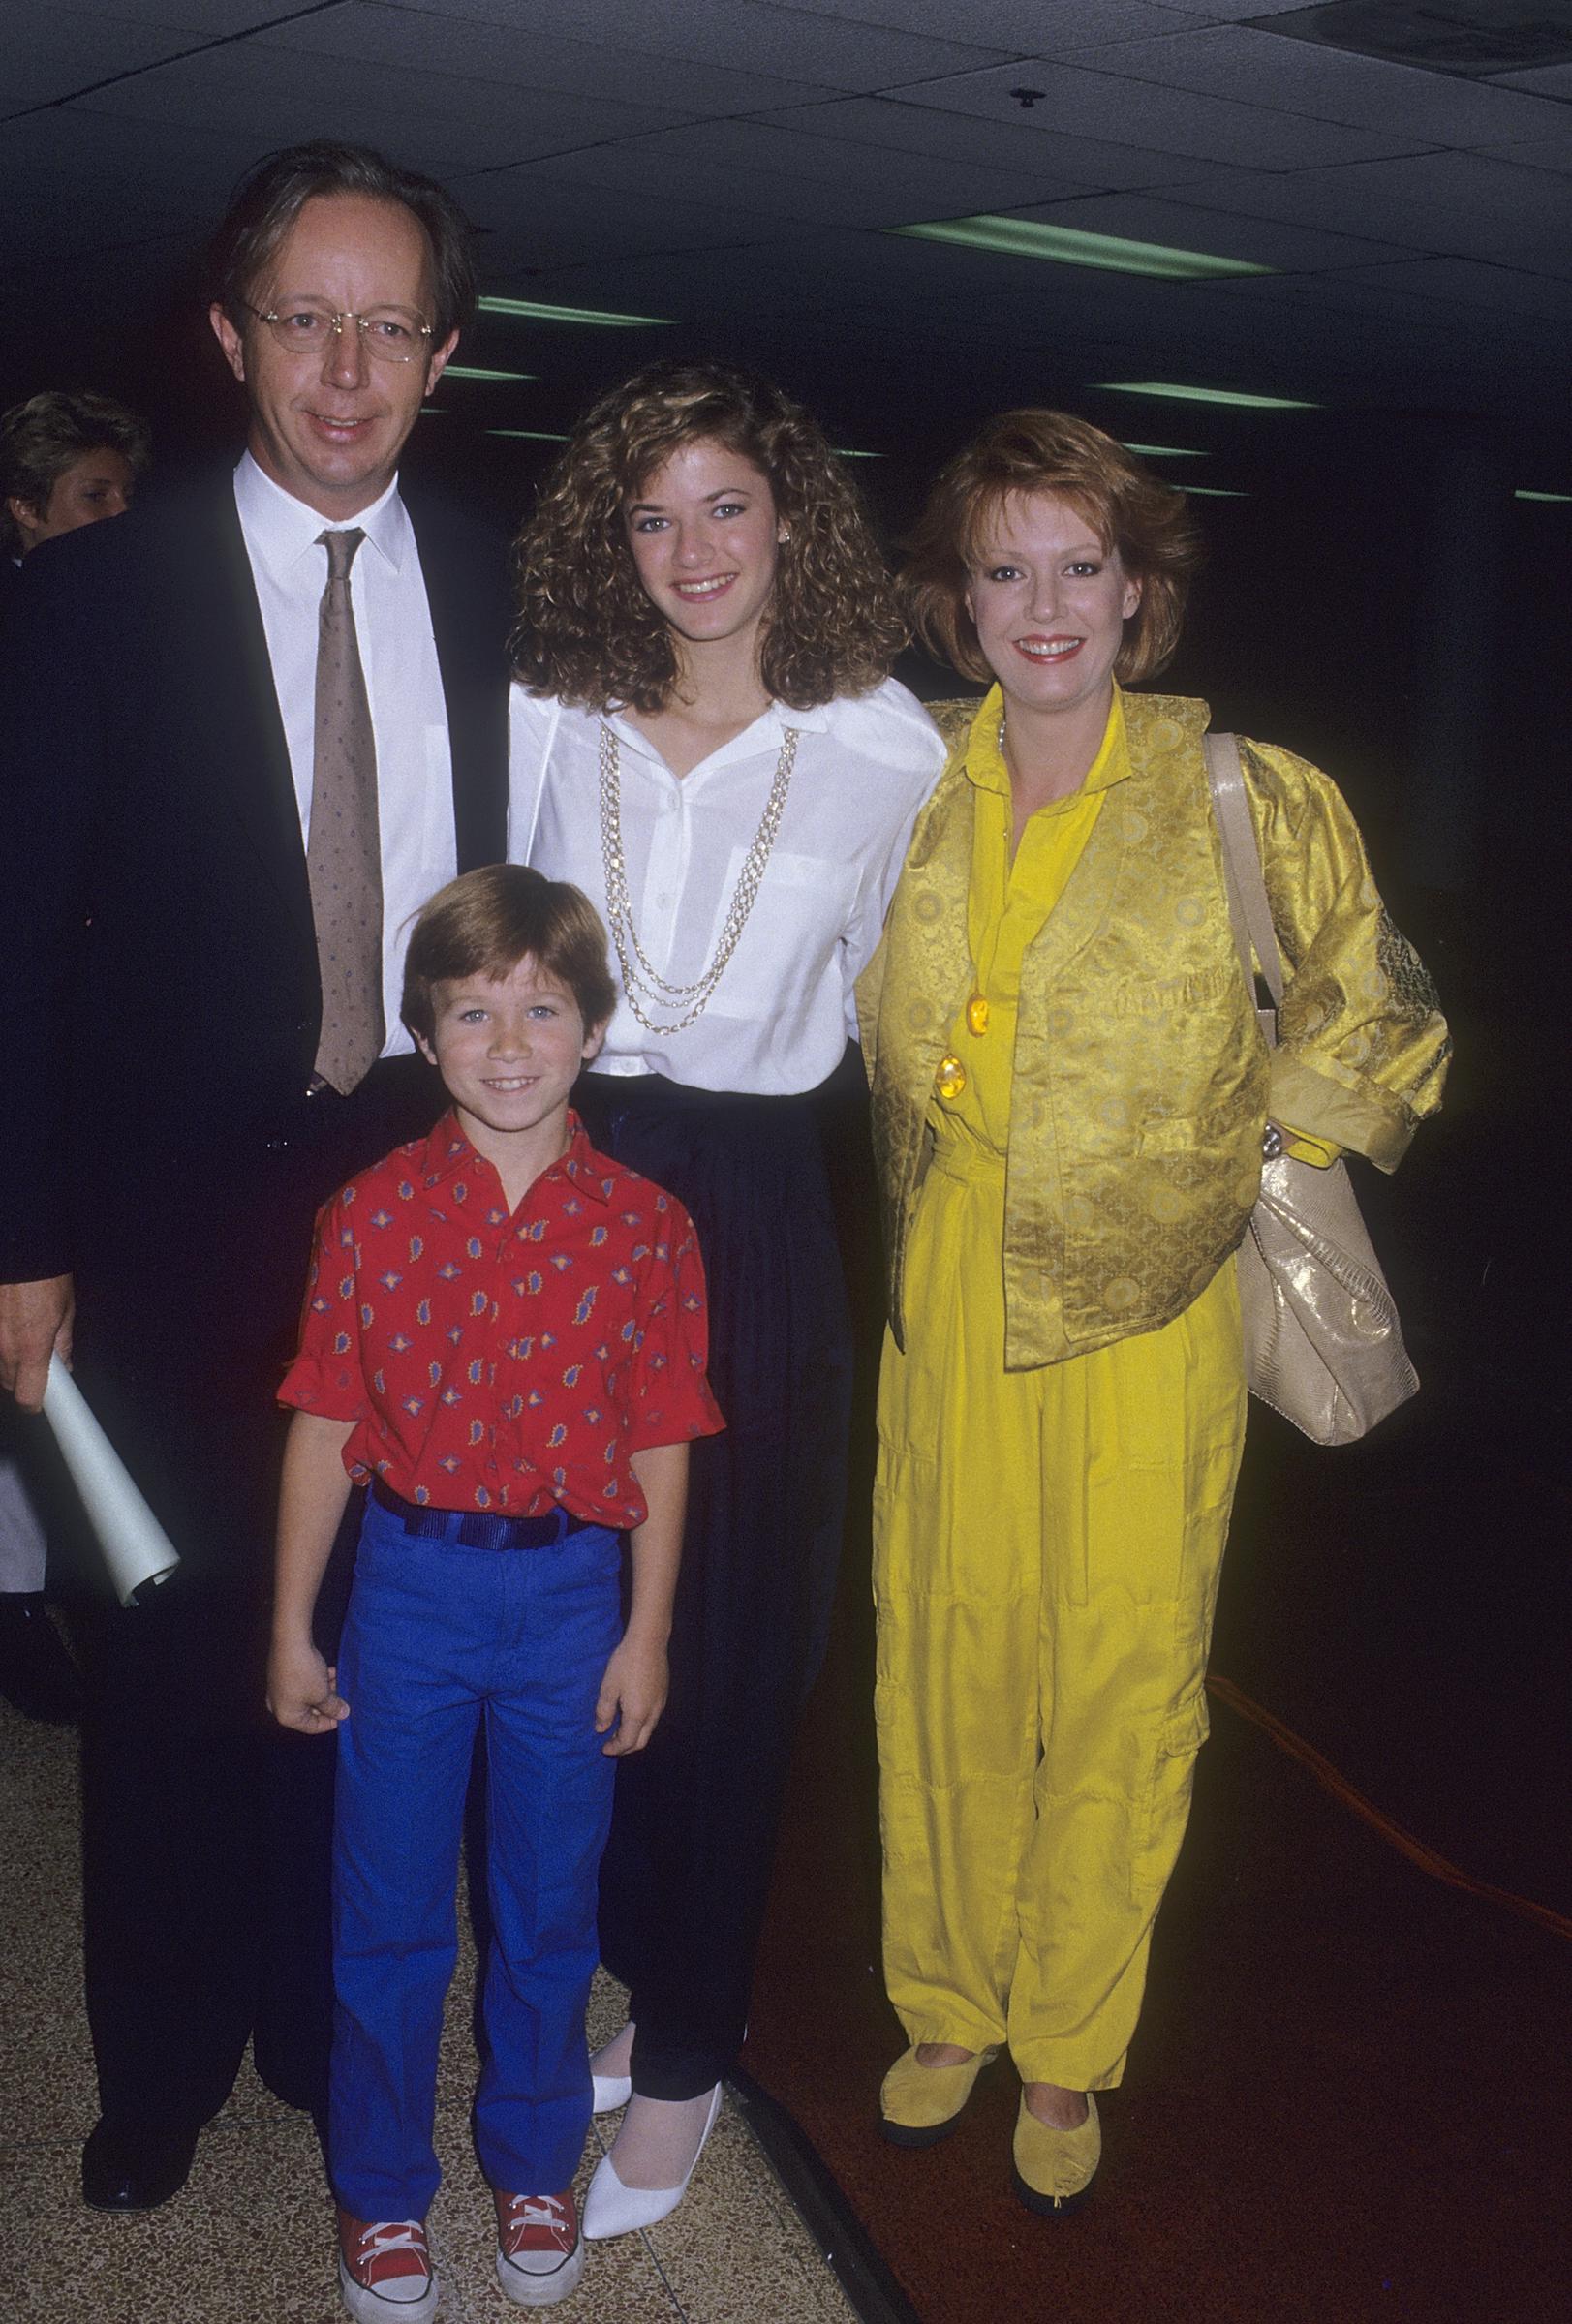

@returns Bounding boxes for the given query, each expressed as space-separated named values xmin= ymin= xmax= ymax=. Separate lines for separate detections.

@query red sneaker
xmin=494 ymin=2186 xmax=585 ymax=2308
xmin=336 ymin=2212 xmax=438 ymax=2322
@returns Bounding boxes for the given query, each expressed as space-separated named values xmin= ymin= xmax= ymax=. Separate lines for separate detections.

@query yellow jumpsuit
xmin=873 ymin=703 xmax=1248 ymax=2092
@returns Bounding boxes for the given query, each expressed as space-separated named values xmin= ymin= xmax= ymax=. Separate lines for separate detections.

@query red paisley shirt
xmin=280 ymin=1111 xmax=723 ymax=1525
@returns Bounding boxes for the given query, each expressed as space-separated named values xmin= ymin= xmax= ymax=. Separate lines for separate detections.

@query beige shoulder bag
xmin=1202 ymin=732 xmax=1419 ymax=1445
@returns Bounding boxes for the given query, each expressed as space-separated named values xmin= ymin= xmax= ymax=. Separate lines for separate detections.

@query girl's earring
xmin=778 ymin=527 xmax=791 ymax=544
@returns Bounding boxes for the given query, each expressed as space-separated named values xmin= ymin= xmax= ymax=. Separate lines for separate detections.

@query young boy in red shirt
xmin=268 ymin=866 xmax=722 ymax=2319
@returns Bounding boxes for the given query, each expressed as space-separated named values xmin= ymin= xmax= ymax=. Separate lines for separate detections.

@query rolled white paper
xmin=42 ymin=1357 xmax=181 ymax=1606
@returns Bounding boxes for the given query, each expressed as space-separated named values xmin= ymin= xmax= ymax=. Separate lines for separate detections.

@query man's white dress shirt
xmin=233 ymin=452 xmax=456 ymax=1058
xmin=509 ymin=680 xmax=947 ymax=1095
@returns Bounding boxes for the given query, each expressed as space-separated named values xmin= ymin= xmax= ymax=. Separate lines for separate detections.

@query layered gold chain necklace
xmin=597 ymin=719 xmax=800 ymax=1036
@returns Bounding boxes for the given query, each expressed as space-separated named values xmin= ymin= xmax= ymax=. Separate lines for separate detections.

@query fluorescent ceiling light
xmin=1516 ymin=488 xmax=1572 ymax=503
xmin=835 ymin=447 xmax=881 ymax=459
xmin=478 ymin=295 xmax=674 ymax=327
xmin=1101 ymin=382 xmax=1318 ymax=410
xmin=444 ymin=364 xmax=536 ymax=382
xmin=889 ymin=215 xmax=1270 ymax=281
xmin=1122 ymin=442 xmax=1208 ymax=458
xmin=1183 ymin=485 xmax=1248 ymax=498
xmin=488 ymin=428 xmax=569 ymax=441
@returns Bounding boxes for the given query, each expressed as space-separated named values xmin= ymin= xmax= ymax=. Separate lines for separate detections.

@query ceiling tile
xmin=1490 ymin=63 xmax=1572 ymax=97
xmin=397 ymin=0 xmax=1012 ymax=89
xmin=1474 ymin=138 xmax=1572 ymax=176
xmin=883 ymin=59 xmax=1433 ymax=172
xmin=63 ymin=46 xmax=625 ymax=171
xmin=1077 ymin=24 xmax=1571 ymax=142
xmin=755 ymin=1 xmax=1176 ymax=45
xmin=751 ymin=94 xmax=1254 ymax=194
xmin=3 ymin=7 xmax=196 ymax=110
xmin=1152 ymin=152 xmax=1572 ymax=274
xmin=1333 ymin=257 xmax=1572 ymax=326
xmin=7 ymin=100 xmax=275 ymax=201
xmin=258 ymin=1 xmax=828 ymax=121
xmin=463 ymin=175 xmax=773 ymax=269
xmin=629 ymin=117 xmax=1088 ymax=218
xmin=1142 ymin=0 xmax=1330 ymax=15
xmin=27 ymin=0 xmax=315 ymax=23
xmin=485 ymin=137 xmax=854 ymax=231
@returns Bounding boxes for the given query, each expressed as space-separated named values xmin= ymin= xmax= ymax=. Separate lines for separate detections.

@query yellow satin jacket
xmin=859 ymin=688 xmax=1450 ymax=1370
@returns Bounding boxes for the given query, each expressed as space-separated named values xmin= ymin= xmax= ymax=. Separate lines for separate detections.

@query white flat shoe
xmin=582 ymin=2084 xmax=723 ymax=2240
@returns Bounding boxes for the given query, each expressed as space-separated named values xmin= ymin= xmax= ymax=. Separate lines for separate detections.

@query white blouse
xmin=509 ymin=680 xmax=946 ymax=1095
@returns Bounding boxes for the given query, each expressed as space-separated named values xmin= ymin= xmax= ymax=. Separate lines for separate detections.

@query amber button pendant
xmin=966 ymin=992 xmax=990 ymax=1037
xmin=935 ymin=1053 xmax=968 ymax=1100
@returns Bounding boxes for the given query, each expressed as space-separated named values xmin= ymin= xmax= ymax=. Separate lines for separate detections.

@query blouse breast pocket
xmin=703 ymin=849 xmax=860 ymax=1021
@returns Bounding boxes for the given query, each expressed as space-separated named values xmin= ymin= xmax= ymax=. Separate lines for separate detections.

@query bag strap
xmin=1202 ymin=731 xmax=1284 ymax=1046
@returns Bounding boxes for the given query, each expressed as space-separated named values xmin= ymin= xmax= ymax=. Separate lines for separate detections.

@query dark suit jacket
xmin=0 ymin=469 xmax=510 ymax=1288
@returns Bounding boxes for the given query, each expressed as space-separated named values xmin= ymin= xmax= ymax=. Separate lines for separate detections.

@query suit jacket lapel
xmin=409 ymin=499 xmax=509 ymax=872
xmin=185 ymin=483 xmax=317 ymax=954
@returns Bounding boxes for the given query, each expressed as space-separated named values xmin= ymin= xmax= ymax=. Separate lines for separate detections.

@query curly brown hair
xmin=511 ymin=360 xmax=908 ymax=713
xmin=905 ymin=409 xmax=1202 ymax=686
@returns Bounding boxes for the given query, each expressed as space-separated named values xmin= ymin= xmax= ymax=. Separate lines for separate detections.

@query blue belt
xmin=369 ymin=1474 xmax=597 ymax=1552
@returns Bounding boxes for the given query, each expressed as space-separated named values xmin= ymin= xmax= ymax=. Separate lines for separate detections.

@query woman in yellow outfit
xmin=860 ymin=413 xmax=1449 ymax=2215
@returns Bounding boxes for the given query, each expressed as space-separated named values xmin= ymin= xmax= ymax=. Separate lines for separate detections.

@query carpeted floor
xmin=741 ymin=1022 xmax=1572 ymax=2323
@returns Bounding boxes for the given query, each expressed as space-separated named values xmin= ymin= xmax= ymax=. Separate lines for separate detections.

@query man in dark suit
xmin=0 ymin=142 xmax=510 ymax=2211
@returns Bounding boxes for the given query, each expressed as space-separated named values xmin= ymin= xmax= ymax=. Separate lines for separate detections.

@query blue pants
xmin=328 ymin=1492 xmax=622 ymax=2219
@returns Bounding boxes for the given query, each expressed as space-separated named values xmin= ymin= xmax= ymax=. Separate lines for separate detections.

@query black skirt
xmin=572 ymin=1045 xmax=867 ymax=2098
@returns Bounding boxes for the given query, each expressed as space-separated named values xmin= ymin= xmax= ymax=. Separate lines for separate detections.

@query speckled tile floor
xmin=0 ymin=1695 xmax=858 ymax=2324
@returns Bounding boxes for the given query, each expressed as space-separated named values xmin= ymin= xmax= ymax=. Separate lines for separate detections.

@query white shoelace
xmin=502 ymin=2194 xmax=571 ymax=2241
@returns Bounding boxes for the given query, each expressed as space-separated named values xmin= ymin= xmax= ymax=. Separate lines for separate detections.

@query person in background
xmin=509 ymin=359 xmax=946 ymax=2236
xmin=0 ymin=387 xmax=148 ymax=569
xmin=0 ymin=387 xmax=149 ymax=1721
xmin=0 ymin=141 xmax=511 ymax=2214
xmin=862 ymin=410 xmax=1449 ymax=2214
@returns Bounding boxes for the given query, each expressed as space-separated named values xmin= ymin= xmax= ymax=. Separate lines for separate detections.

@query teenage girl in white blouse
xmin=509 ymin=360 xmax=945 ymax=2235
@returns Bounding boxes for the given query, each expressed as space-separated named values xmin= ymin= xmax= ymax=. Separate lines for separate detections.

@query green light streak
xmin=1101 ymin=382 xmax=1318 ymax=411
xmin=477 ymin=296 xmax=673 ymax=327
xmin=889 ymin=215 xmax=1270 ymax=281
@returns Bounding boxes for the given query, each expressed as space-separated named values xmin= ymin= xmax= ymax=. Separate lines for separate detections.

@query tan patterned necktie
xmin=307 ymin=527 xmax=384 ymax=1093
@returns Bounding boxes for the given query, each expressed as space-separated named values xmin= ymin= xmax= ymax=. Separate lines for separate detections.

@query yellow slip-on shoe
xmin=878 ymin=2046 xmax=1000 ymax=2148
xmin=1011 ymin=2091 xmax=1100 ymax=2217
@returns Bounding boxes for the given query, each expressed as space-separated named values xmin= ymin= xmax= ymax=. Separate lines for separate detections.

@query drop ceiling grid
xmin=753 ymin=92 xmax=1267 ymax=194
xmin=1135 ymin=152 xmax=1572 ymax=274
xmin=257 ymin=2 xmax=835 ymax=120
xmin=872 ymin=58 xmax=1434 ymax=172
xmin=5 ymin=9 xmax=205 ymax=109
xmin=386 ymin=0 xmax=1017 ymax=89
xmin=0 ymin=0 xmax=1565 ymax=433
xmin=489 ymin=114 xmax=1087 ymax=225
xmin=761 ymin=0 xmax=1176 ymax=46
xmin=56 ymin=46 xmax=668 ymax=173
xmin=1067 ymin=23 xmax=1572 ymax=142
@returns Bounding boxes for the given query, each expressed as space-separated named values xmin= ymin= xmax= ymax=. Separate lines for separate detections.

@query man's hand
xmin=0 ymin=1275 xmax=75 ymax=1411
xmin=595 ymin=1633 xmax=669 ymax=1757
xmin=266 ymin=1636 xmax=350 ymax=1735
